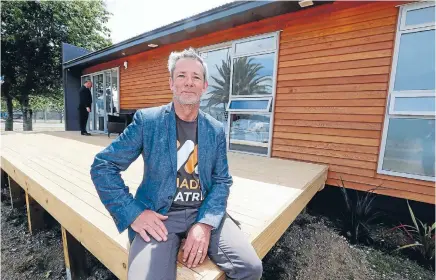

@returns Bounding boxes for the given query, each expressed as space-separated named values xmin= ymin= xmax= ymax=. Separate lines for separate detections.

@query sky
xmin=104 ymin=0 xmax=235 ymax=44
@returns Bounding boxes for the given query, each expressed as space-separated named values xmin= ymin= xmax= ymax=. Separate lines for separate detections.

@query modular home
xmin=62 ymin=1 xmax=436 ymax=204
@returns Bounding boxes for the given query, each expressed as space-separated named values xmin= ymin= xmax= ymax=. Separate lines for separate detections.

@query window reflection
xmin=394 ymin=30 xmax=435 ymax=91
xmin=405 ymin=6 xmax=435 ymax=26
xmin=111 ymin=69 xmax=119 ymax=113
xmin=93 ymin=74 xmax=104 ymax=131
xmin=235 ymin=36 xmax=275 ymax=55
xmin=200 ymin=47 xmax=231 ymax=133
xmin=105 ymin=71 xmax=111 ymax=114
xmin=394 ymin=97 xmax=435 ymax=112
xmin=232 ymin=53 xmax=274 ymax=96
xmin=229 ymin=114 xmax=270 ymax=155
xmin=383 ymin=118 xmax=435 ymax=177
xmin=228 ymin=99 xmax=270 ymax=111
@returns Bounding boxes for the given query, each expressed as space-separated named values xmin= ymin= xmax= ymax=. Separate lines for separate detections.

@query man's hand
xmin=183 ymin=223 xmax=212 ymax=268
xmin=131 ymin=210 xmax=168 ymax=242
xmin=86 ymin=107 xmax=91 ymax=113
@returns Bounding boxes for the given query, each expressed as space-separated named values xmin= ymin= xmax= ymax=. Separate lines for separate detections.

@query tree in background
xmin=28 ymin=95 xmax=63 ymax=123
xmin=1 ymin=1 xmax=112 ymax=131
xmin=204 ymin=55 xmax=232 ymax=114
xmin=203 ymin=56 xmax=272 ymax=117
xmin=231 ymin=56 xmax=272 ymax=96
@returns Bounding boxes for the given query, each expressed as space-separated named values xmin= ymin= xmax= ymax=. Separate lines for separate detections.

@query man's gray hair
xmin=168 ymin=47 xmax=208 ymax=84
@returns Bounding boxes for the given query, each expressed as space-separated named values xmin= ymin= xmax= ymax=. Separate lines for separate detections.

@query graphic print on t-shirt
xmin=171 ymin=117 xmax=203 ymax=210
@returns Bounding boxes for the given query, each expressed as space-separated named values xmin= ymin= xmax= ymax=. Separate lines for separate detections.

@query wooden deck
xmin=1 ymin=131 xmax=328 ymax=279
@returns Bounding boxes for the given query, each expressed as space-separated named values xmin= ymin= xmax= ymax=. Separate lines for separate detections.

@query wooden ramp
xmin=1 ymin=132 xmax=328 ymax=279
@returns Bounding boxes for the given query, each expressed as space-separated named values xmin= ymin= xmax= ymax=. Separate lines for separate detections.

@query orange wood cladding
xmin=83 ymin=1 xmax=434 ymax=204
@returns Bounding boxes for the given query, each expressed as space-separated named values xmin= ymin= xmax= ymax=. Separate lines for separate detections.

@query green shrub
xmin=338 ymin=178 xmax=382 ymax=244
xmin=391 ymin=200 xmax=435 ymax=268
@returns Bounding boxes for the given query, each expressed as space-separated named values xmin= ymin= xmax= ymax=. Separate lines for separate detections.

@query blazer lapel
xmin=197 ymin=110 xmax=206 ymax=183
xmin=165 ymin=103 xmax=177 ymax=174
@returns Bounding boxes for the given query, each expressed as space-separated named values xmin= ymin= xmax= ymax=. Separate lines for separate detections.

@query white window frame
xmin=228 ymin=111 xmax=272 ymax=149
xmin=227 ymin=32 xmax=280 ymax=157
xmin=229 ymin=33 xmax=278 ymax=99
xmin=233 ymin=34 xmax=277 ymax=57
xmin=377 ymin=2 xmax=435 ymax=182
xmin=226 ymin=97 xmax=272 ymax=112
xmin=198 ymin=32 xmax=280 ymax=157
xmin=389 ymin=91 xmax=435 ymax=116
xmin=399 ymin=2 xmax=435 ymax=31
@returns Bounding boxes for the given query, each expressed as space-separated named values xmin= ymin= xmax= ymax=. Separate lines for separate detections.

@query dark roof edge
xmin=63 ymin=1 xmax=272 ymax=68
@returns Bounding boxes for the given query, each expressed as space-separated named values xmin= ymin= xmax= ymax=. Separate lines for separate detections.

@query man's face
xmin=169 ymin=58 xmax=208 ymax=105
xmin=85 ymin=81 xmax=92 ymax=88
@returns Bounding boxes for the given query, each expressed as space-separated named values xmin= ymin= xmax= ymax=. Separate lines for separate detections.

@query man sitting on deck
xmin=90 ymin=48 xmax=262 ymax=280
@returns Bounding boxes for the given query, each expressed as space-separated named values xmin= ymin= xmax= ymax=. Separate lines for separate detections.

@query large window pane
xmin=228 ymin=99 xmax=270 ymax=111
xmin=405 ymin=6 xmax=435 ymax=26
xmin=382 ymin=118 xmax=435 ymax=177
xmin=232 ymin=53 xmax=274 ymax=96
xmin=394 ymin=30 xmax=435 ymax=91
xmin=93 ymin=74 xmax=105 ymax=131
xmin=394 ymin=96 xmax=435 ymax=112
xmin=235 ymin=36 xmax=275 ymax=55
xmin=200 ymin=47 xmax=231 ymax=132
xmin=111 ymin=69 xmax=119 ymax=113
xmin=105 ymin=71 xmax=111 ymax=114
xmin=229 ymin=114 xmax=270 ymax=155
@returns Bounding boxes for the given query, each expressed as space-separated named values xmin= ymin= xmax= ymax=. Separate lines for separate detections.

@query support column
xmin=1 ymin=169 xmax=9 ymax=189
xmin=8 ymin=176 xmax=25 ymax=208
xmin=62 ymin=226 xmax=88 ymax=280
xmin=25 ymin=192 xmax=46 ymax=234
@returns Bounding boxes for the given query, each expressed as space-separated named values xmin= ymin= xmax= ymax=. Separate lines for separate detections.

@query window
xmin=199 ymin=32 xmax=279 ymax=156
xmin=400 ymin=3 xmax=435 ymax=30
xmin=229 ymin=114 xmax=271 ymax=155
xmin=200 ymin=46 xmax=232 ymax=134
xmin=234 ymin=36 xmax=276 ymax=56
xmin=228 ymin=34 xmax=278 ymax=156
xmin=378 ymin=2 xmax=435 ymax=181
xmin=227 ymin=98 xmax=271 ymax=112
xmin=389 ymin=93 xmax=435 ymax=115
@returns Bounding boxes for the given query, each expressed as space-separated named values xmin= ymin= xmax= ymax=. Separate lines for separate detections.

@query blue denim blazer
xmin=90 ymin=102 xmax=233 ymax=243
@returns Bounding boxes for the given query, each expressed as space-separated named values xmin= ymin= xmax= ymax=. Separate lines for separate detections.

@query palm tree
xmin=203 ymin=55 xmax=232 ymax=116
xmin=203 ymin=55 xmax=272 ymax=118
xmin=231 ymin=56 xmax=272 ymax=96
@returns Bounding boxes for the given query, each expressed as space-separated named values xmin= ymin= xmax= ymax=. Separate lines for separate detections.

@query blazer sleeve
xmin=195 ymin=127 xmax=233 ymax=229
xmin=90 ymin=110 xmax=148 ymax=232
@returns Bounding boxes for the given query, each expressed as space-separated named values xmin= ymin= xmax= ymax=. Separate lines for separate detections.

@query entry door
xmin=83 ymin=69 xmax=119 ymax=133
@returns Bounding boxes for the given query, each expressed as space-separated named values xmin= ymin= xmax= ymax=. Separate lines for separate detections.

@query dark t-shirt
xmin=170 ymin=115 xmax=203 ymax=210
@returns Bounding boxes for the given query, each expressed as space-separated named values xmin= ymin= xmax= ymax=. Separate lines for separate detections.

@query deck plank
xmin=1 ymin=132 xmax=328 ymax=279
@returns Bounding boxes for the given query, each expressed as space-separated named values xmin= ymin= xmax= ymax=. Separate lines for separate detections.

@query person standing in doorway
xmin=79 ymin=80 xmax=92 ymax=135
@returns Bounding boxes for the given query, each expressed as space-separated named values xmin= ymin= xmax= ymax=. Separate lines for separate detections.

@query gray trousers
xmin=128 ymin=209 xmax=263 ymax=280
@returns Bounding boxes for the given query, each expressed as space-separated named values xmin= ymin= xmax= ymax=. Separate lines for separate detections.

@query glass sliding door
xmin=92 ymin=73 xmax=105 ymax=132
xmin=111 ymin=69 xmax=119 ymax=114
xmin=82 ymin=68 xmax=119 ymax=133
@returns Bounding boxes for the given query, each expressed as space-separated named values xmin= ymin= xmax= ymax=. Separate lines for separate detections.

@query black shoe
xmin=81 ymin=132 xmax=91 ymax=136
